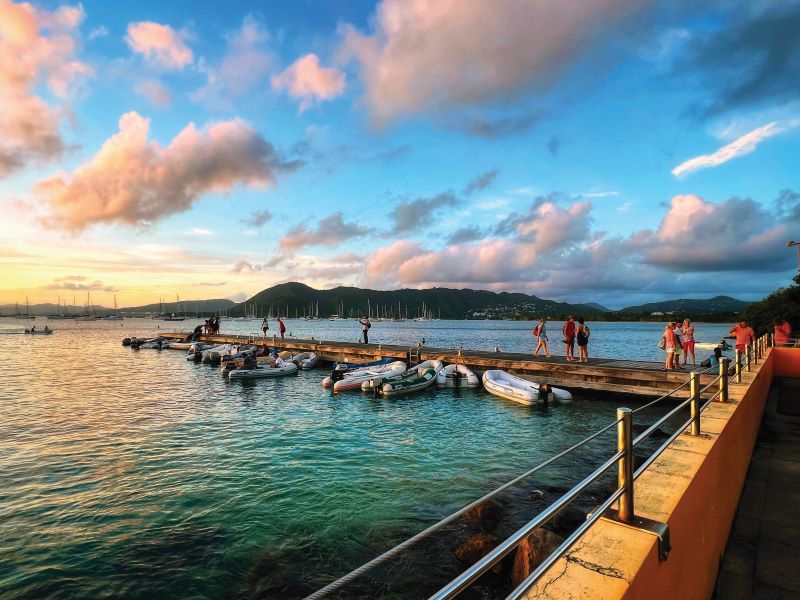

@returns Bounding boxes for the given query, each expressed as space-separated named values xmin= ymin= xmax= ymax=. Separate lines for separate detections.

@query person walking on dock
xmin=563 ymin=315 xmax=576 ymax=361
xmin=359 ymin=315 xmax=371 ymax=344
xmin=278 ymin=316 xmax=286 ymax=342
xmin=533 ymin=317 xmax=550 ymax=358
xmin=261 ymin=316 xmax=269 ymax=337
xmin=729 ymin=321 xmax=755 ymax=353
xmin=681 ymin=319 xmax=695 ymax=365
xmin=576 ymin=317 xmax=590 ymax=363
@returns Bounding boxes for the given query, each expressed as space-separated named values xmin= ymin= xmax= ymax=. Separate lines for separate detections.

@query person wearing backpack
xmin=576 ymin=317 xmax=590 ymax=363
xmin=359 ymin=315 xmax=371 ymax=344
xmin=532 ymin=317 xmax=550 ymax=358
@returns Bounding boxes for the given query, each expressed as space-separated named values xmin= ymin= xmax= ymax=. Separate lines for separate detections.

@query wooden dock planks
xmin=162 ymin=333 xmax=713 ymax=397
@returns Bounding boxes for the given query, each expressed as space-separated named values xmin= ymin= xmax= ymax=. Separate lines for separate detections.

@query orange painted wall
xmin=773 ymin=347 xmax=800 ymax=378
xmin=622 ymin=350 xmax=774 ymax=600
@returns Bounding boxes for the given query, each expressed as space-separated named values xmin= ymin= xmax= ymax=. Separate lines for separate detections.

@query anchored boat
xmin=362 ymin=360 xmax=443 ymax=396
xmin=482 ymin=370 xmax=572 ymax=405
xmin=229 ymin=362 xmax=299 ymax=379
xmin=330 ymin=361 xmax=407 ymax=392
xmin=436 ymin=363 xmax=480 ymax=388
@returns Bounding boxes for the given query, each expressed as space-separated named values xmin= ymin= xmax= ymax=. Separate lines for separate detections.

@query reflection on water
xmin=0 ymin=318 xmax=726 ymax=599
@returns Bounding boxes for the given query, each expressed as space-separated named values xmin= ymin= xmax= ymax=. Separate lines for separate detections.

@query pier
xmin=162 ymin=332 xmax=719 ymax=397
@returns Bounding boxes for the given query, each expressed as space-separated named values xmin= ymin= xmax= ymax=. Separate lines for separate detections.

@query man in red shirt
xmin=773 ymin=318 xmax=792 ymax=345
xmin=278 ymin=316 xmax=286 ymax=342
xmin=563 ymin=315 xmax=576 ymax=361
xmin=729 ymin=321 xmax=755 ymax=352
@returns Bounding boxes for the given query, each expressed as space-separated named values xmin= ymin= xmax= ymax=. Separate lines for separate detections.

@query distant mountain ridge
xmin=619 ymin=296 xmax=750 ymax=314
xmin=231 ymin=282 xmax=601 ymax=319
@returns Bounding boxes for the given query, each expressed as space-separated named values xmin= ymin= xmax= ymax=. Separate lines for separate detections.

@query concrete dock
xmin=162 ymin=332 xmax=719 ymax=397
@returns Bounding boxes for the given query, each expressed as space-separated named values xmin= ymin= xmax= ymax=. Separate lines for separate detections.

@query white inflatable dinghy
xmin=482 ymin=370 xmax=572 ymax=405
xmin=229 ymin=361 xmax=299 ymax=379
xmin=436 ymin=363 xmax=480 ymax=388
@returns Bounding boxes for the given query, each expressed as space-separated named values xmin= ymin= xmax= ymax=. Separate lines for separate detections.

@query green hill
xmin=619 ymin=296 xmax=749 ymax=315
xmin=230 ymin=282 xmax=601 ymax=320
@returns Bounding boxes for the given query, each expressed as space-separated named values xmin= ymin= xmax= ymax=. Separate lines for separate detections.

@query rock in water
xmin=511 ymin=528 xmax=564 ymax=587
xmin=455 ymin=532 xmax=501 ymax=572
xmin=464 ymin=500 xmax=506 ymax=531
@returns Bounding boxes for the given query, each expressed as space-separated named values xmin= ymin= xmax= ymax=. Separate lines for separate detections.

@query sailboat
xmin=103 ymin=295 xmax=123 ymax=320
xmin=75 ymin=293 xmax=99 ymax=321
xmin=163 ymin=294 xmax=185 ymax=321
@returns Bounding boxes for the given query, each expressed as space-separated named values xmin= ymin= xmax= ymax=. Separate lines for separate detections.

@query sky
xmin=1 ymin=0 xmax=799 ymax=310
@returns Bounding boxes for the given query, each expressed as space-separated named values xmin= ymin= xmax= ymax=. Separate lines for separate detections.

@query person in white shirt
xmin=274 ymin=356 xmax=286 ymax=368
xmin=359 ymin=316 xmax=371 ymax=344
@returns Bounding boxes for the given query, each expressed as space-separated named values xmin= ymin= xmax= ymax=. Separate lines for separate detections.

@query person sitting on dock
xmin=188 ymin=324 xmax=203 ymax=341
xmin=563 ymin=316 xmax=576 ymax=361
xmin=278 ymin=316 xmax=286 ymax=341
xmin=533 ymin=317 xmax=550 ymax=358
xmin=359 ymin=316 xmax=371 ymax=344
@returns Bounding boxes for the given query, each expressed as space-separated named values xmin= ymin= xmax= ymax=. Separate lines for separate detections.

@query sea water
xmin=0 ymin=319 xmax=732 ymax=599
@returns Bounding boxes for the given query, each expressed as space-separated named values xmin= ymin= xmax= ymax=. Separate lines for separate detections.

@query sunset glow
xmin=1 ymin=0 xmax=798 ymax=308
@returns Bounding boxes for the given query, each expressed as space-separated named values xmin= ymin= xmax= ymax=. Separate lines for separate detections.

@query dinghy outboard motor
xmin=538 ymin=383 xmax=551 ymax=408
xmin=130 ymin=337 xmax=141 ymax=350
xmin=330 ymin=369 xmax=345 ymax=384
xmin=122 ymin=337 xmax=132 ymax=346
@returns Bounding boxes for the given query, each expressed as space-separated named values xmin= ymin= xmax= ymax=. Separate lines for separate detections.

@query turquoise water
xmin=0 ymin=319 xmax=731 ymax=599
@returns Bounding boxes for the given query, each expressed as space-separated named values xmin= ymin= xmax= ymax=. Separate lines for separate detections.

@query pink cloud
xmin=272 ymin=53 xmax=346 ymax=112
xmin=192 ymin=16 xmax=273 ymax=107
xmin=126 ymin=21 xmax=193 ymax=69
xmin=35 ymin=111 xmax=299 ymax=231
xmin=0 ymin=0 xmax=92 ymax=177
xmin=135 ymin=79 xmax=172 ymax=107
xmin=279 ymin=212 xmax=368 ymax=253
xmin=339 ymin=0 xmax=645 ymax=125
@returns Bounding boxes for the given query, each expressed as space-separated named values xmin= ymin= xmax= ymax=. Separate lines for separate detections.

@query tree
xmin=741 ymin=272 xmax=800 ymax=335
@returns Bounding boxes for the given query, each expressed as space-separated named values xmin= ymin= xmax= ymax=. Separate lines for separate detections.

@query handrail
xmin=303 ymin=416 xmax=623 ymax=600
xmin=305 ymin=332 xmax=769 ymax=600
xmin=428 ymin=450 xmax=625 ymax=600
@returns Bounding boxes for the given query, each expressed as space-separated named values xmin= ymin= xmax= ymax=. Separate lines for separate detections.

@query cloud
xmin=671 ymin=121 xmax=792 ymax=177
xmin=126 ymin=21 xmax=193 ymax=69
xmin=88 ymin=25 xmax=109 ymax=40
xmin=633 ymin=193 xmax=796 ymax=272
xmin=43 ymin=275 xmax=118 ymax=292
xmin=192 ymin=16 xmax=273 ymax=106
xmin=272 ymin=53 xmax=346 ymax=112
xmin=390 ymin=192 xmax=459 ymax=233
xmin=449 ymin=112 xmax=542 ymax=139
xmin=366 ymin=199 xmax=593 ymax=287
xmin=446 ymin=226 xmax=484 ymax=245
xmin=232 ymin=259 xmax=262 ymax=272
xmin=242 ymin=209 xmax=272 ymax=227
xmin=681 ymin=3 xmax=800 ymax=116
xmin=462 ymin=169 xmax=499 ymax=196
xmin=547 ymin=136 xmax=561 ymax=156
xmin=188 ymin=228 xmax=212 ymax=236
xmin=279 ymin=212 xmax=369 ymax=253
xmin=36 ymin=111 xmax=300 ymax=231
xmin=0 ymin=0 xmax=92 ymax=178
xmin=360 ymin=191 xmax=799 ymax=300
xmin=339 ymin=0 xmax=648 ymax=125
xmin=135 ymin=79 xmax=172 ymax=107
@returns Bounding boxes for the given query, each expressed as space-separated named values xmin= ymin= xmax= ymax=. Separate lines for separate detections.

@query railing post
xmin=753 ymin=340 xmax=759 ymax=364
xmin=617 ymin=407 xmax=634 ymax=522
xmin=690 ymin=371 xmax=700 ymax=435
xmin=735 ymin=350 xmax=742 ymax=383
xmin=720 ymin=358 xmax=730 ymax=402
xmin=746 ymin=343 xmax=752 ymax=371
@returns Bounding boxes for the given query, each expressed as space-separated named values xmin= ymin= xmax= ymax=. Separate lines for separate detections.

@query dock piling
xmin=617 ymin=407 xmax=634 ymax=522
xmin=690 ymin=372 xmax=700 ymax=435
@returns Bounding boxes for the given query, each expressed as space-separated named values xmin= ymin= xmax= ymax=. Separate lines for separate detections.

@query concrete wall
xmin=773 ymin=347 xmax=800 ymax=378
xmin=523 ymin=348 xmax=776 ymax=600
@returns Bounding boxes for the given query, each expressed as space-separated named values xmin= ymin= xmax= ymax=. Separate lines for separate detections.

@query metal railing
xmin=305 ymin=334 xmax=770 ymax=600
